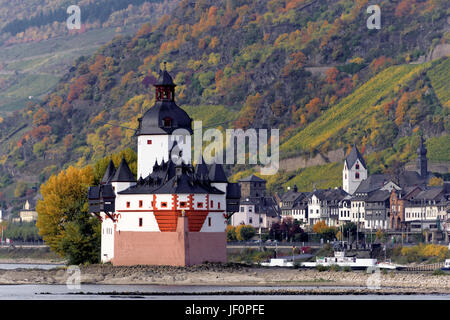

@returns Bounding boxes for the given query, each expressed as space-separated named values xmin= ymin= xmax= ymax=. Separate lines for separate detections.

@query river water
xmin=0 ymin=264 xmax=449 ymax=300
xmin=0 ymin=284 xmax=448 ymax=300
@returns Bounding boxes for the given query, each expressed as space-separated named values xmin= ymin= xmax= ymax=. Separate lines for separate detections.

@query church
xmin=88 ymin=67 xmax=240 ymax=266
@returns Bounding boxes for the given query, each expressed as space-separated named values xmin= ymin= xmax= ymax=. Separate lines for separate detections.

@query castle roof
xmin=136 ymin=68 xmax=192 ymax=136
xmin=110 ymin=158 xmax=136 ymax=183
xmin=101 ymin=160 xmax=116 ymax=184
xmin=118 ymin=159 xmax=224 ymax=195
xmin=136 ymin=100 xmax=193 ymax=135
xmin=345 ymin=145 xmax=366 ymax=170
xmin=155 ymin=68 xmax=175 ymax=86
xmin=208 ymin=163 xmax=228 ymax=183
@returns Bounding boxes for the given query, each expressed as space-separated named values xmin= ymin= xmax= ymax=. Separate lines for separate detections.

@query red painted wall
xmin=112 ymin=215 xmax=226 ymax=266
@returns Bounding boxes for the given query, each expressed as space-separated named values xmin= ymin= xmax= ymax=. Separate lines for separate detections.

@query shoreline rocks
xmin=0 ymin=263 xmax=449 ymax=294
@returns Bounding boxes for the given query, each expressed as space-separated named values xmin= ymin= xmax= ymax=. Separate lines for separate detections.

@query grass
xmin=279 ymin=63 xmax=429 ymax=157
xmin=426 ymin=134 xmax=450 ymax=162
xmin=182 ymin=104 xmax=239 ymax=129
xmin=283 ymin=162 xmax=342 ymax=192
xmin=0 ymin=74 xmax=59 ymax=112
xmin=427 ymin=57 xmax=450 ymax=108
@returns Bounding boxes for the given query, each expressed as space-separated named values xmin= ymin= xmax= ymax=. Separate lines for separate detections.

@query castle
xmin=88 ymin=67 xmax=240 ymax=266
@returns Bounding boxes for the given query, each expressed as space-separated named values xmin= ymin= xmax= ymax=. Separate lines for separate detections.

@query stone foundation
xmin=112 ymin=215 xmax=226 ymax=266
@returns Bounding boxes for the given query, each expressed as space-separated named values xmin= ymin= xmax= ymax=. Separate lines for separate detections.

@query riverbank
xmin=0 ymin=263 xmax=449 ymax=294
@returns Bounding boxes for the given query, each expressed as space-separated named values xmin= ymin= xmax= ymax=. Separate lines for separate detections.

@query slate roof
xmin=111 ymin=158 xmax=136 ymax=182
xmin=240 ymin=196 xmax=280 ymax=217
xmin=88 ymin=184 xmax=115 ymax=200
xmin=208 ymin=163 xmax=228 ymax=183
xmin=413 ymin=187 xmax=445 ymax=201
xmin=354 ymin=174 xmax=391 ymax=194
xmin=136 ymin=100 xmax=193 ymax=135
xmin=155 ymin=68 xmax=175 ymax=86
xmin=397 ymin=170 xmax=427 ymax=187
xmin=101 ymin=160 xmax=116 ymax=184
xmin=136 ymin=68 xmax=192 ymax=135
xmin=226 ymin=183 xmax=241 ymax=199
xmin=118 ymin=159 xmax=224 ymax=195
xmin=345 ymin=145 xmax=366 ymax=169
xmin=366 ymin=189 xmax=391 ymax=202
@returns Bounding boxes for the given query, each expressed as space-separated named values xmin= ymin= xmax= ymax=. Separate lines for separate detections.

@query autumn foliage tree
xmin=36 ymin=166 xmax=100 ymax=264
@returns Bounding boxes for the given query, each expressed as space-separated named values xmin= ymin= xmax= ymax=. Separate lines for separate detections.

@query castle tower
xmin=343 ymin=145 xmax=367 ymax=195
xmin=136 ymin=64 xmax=192 ymax=179
xmin=416 ymin=135 xmax=428 ymax=178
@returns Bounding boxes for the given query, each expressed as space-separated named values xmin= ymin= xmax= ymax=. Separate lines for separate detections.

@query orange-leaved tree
xmin=36 ymin=165 xmax=100 ymax=264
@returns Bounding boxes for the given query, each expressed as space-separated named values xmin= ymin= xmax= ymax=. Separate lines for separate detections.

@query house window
xmin=249 ymin=218 xmax=253 ymax=224
xmin=139 ymin=200 xmax=143 ymax=208
xmin=208 ymin=217 xmax=211 ymax=227
xmin=240 ymin=206 xmax=244 ymax=212
xmin=126 ymin=202 xmax=130 ymax=208
xmin=356 ymin=164 xmax=360 ymax=170
xmin=180 ymin=201 xmax=187 ymax=208
xmin=249 ymin=207 xmax=252 ymax=212
xmin=161 ymin=202 xmax=168 ymax=208
xmin=147 ymin=140 xmax=152 ymax=145
xmin=355 ymin=172 xmax=360 ymax=179
xmin=218 ymin=202 xmax=221 ymax=209
xmin=139 ymin=218 xmax=143 ymax=227
xmin=197 ymin=202 xmax=203 ymax=208
xmin=211 ymin=200 xmax=214 ymax=207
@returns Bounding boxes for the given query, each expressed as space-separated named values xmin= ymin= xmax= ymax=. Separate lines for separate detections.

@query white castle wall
xmin=137 ymin=134 xmax=192 ymax=179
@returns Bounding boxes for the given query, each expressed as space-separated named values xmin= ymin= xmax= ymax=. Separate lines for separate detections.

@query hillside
xmin=0 ymin=0 xmax=449 ymax=213
xmin=0 ymin=0 xmax=178 ymax=114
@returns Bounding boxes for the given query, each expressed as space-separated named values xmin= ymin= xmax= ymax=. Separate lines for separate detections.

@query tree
xmin=36 ymin=166 xmax=100 ymax=264
xmin=428 ymin=176 xmax=443 ymax=187
xmin=226 ymin=225 xmax=237 ymax=241
xmin=235 ymin=224 xmax=256 ymax=241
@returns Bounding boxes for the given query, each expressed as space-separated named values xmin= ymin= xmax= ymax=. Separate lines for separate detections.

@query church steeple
xmin=154 ymin=61 xmax=175 ymax=102
xmin=417 ymin=135 xmax=428 ymax=178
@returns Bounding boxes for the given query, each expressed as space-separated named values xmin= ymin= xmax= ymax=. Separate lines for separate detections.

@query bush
xmin=226 ymin=225 xmax=237 ymax=241
xmin=317 ymin=265 xmax=330 ymax=272
xmin=330 ymin=264 xmax=341 ymax=272
xmin=343 ymin=266 xmax=351 ymax=272
xmin=235 ymin=225 xmax=256 ymax=241
xmin=432 ymin=269 xmax=449 ymax=276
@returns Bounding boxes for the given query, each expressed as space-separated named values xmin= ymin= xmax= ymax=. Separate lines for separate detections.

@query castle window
xmin=197 ymin=202 xmax=203 ymax=208
xmin=218 ymin=202 xmax=221 ymax=209
xmin=211 ymin=200 xmax=214 ymax=207
xmin=163 ymin=117 xmax=172 ymax=127
xmin=139 ymin=200 xmax=143 ymax=208
xmin=161 ymin=202 xmax=168 ymax=208
xmin=180 ymin=201 xmax=187 ymax=208
xmin=147 ymin=140 xmax=152 ymax=145
xmin=208 ymin=217 xmax=211 ymax=227
xmin=355 ymin=172 xmax=360 ymax=179
xmin=126 ymin=202 xmax=130 ymax=208
xmin=139 ymin=218 xmax=143 ymax=227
